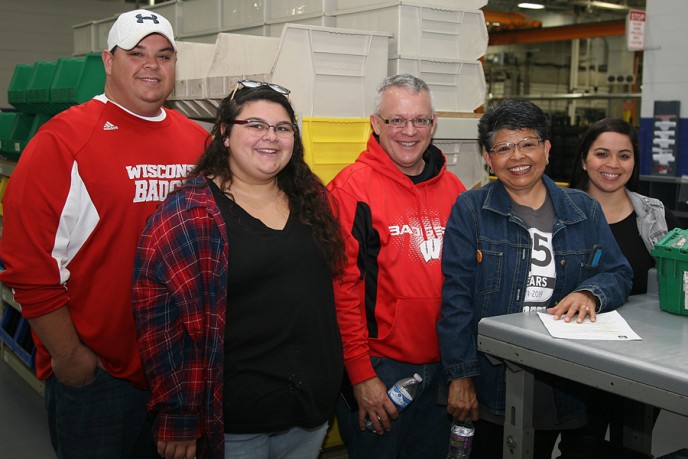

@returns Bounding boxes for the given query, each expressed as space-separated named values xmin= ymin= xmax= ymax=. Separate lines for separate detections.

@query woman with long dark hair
xmin=561 ymin=118 xmax=680 ymax=457
xmin=571 ymin=117 xmax=679 ymax=295
xmin=133 ymin=81 xmax=346 ymax=459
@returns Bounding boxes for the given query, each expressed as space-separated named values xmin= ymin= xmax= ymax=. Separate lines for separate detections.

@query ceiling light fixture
xmin=518 ymin=2 xmax=546 ymax=9
xmin=575 ymin=1 xmax=633 ymax=11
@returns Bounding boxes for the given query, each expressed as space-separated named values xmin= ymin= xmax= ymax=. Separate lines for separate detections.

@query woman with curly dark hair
xmin=133 ymin=81 xmax=346 ymax=459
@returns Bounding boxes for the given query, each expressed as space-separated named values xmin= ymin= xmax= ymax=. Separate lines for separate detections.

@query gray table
xmin=477 ymin=294 xmax=688 ymax=459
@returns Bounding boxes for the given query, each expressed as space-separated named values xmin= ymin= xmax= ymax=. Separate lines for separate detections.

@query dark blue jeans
xmin=44 ymin=368 xmax=159 ymax=459
xmin=336 ymin=359 xmax=451 ymax=459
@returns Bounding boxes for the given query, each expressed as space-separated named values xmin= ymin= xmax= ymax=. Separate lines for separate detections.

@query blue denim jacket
xmin=438 ymin=176 xmax=632 ymax=419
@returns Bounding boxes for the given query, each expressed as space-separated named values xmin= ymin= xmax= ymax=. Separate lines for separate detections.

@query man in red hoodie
xmin=328 ymin=73 xmax=467 ymax=458
xmin=0 ymin=9 xmax=207 ymax=458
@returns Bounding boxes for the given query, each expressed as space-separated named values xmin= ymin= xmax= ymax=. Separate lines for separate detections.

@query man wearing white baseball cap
xmin=0 ymin=8 xmax=208 ymax=459
xmin=107 ymin=9 xmax=177 ymax=52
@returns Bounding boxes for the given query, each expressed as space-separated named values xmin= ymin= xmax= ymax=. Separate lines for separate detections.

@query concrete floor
xmin=0 ymin=357 xmax=686 ymax=459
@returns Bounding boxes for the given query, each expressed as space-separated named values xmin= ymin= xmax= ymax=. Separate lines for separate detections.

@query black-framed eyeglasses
xmin=376 ymin=114 xmax=434 ymax=129
xmin=489 ymin=137 xmax=543 ymax=157
xmin=230 ymin=119 xmax=297 ymax=138
xmin=229 ymin=80 xmax=291 ymax=101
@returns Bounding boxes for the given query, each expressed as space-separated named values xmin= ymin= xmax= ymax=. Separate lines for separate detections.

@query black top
xmin=611 ymin=211 xmax=654 ymax=295
xmin=610 ymin=208 xmax=680 ymax=295
xmin=209 ymin=181 xmax=343 ymax=433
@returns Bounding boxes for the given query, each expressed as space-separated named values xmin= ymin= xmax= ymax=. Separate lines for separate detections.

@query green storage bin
xmin=26 ymin=61 xmax=58 ymax=115
xmin=652 ymin=228 xmax=688 ymax=317
xmin=27 ymin=113 xmax=52 ymax=137
xmin=51 ymin=53 xmax=105 ymax=108
xmin=7 ymin=64 xmax=34 ymax=112
xmin=14 ymin=113 xmax=52 ymax=155
xmin=49 ymin=58 xmax=83 ymax=113
xmin=0 ymin=112 xmax=34 ymax=161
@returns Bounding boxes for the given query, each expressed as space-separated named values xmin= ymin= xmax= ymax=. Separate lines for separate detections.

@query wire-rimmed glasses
xmin=489 ymin=137 xmax=543 ymax=157
xmin=230 ymin=119 xmax=297 ymax=138
xmin=375 ymin=115 xmax=434 ymax=129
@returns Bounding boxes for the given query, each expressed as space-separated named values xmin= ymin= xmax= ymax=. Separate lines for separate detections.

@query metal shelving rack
xmin=0 ymin=284 xmax=43 ymax=395
xmin=0 ymin=158 xmax=43 ymax=395
xmin=638 ymin=174 xmax=688 ymax=225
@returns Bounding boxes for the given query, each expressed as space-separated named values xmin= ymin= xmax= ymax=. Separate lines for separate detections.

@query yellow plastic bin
xmin=301 ymin=117 xmax=371 ymax=185
xmin=0 ymin=176 xmax=9 ymax=216
xmin=322 ymin=416 xmax=344 ymax=449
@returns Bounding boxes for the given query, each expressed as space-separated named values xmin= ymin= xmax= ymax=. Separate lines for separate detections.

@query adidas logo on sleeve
xmin=103 ymin=121 xmax=119 ymax=131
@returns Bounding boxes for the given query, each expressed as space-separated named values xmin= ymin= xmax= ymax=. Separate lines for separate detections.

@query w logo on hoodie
xmin=419 ymin=237 xmax=442 ymax=262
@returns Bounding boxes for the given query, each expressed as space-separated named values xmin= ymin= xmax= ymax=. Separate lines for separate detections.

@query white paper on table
xmin=536 ymin=310 xmax=642 ymax=340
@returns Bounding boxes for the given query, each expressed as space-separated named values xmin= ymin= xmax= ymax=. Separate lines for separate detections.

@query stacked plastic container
xmin=0 ymin=54 xmax=107 ymax=376
xmin=330 ymin=0 xmax=489 ymax=188
xmin=165 ymin=24 xmax=389 ymax=185
xmin=334 ymin=0 xmax=488 ymax=113
xmin=74 ymin=0 xmax=487 ymax=114
xmin=1 ymin=53 xmax=106 ymax=162
xmin=71 ymin=0 xmax=489 ymax=187
xmin=0 ymin=290 xmax=35 ymax=370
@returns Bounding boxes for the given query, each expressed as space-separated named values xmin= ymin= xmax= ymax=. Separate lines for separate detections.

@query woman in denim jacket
xmin=437 ymin=100 xmax=633 ymax=459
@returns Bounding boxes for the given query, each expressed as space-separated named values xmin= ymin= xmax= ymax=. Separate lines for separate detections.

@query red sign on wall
xmin=626 ymin=9 xmax=646 ymax=51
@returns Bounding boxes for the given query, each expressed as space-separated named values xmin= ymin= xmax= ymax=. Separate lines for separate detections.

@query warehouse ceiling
xmin=104 ymin=0 xmax=647 ymax=14
xmin=102 ymin=0 xmax=648 ymax=34
xmin=485 ymin=0 xmax=646 ymax=14
xmin=483 ymin=0 xmax=646 ymax=33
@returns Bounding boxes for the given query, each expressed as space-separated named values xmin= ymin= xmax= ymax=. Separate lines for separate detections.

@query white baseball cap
xmin=107 ymin=9 xmax=177 ymax=52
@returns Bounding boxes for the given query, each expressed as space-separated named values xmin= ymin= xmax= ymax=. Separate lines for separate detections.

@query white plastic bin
xmin=175 ymin=0 xmax=220 ymax=36
xmin=335 ymin=3 xmax=488 ymax=60
xmin=271 ymin=24 xmax=390 ymax=117
xmin=389 ymin=57 xmax=486 ymax=112
xmin=268 ymin=0 xmax=337 ymax=21
xmin=335 ymin=0 xmax=487 ymax=10
xmin=433 ymin=138 xmax=487 ymax=189
xmin=168 ymin=41 xmax=217 ymax=119
xmin=204 ymin=33 xmax=280 ymax=100
xmin=160 ymin=25 xmax=389 ymax=119
xmin=95 ymin=17 xmax=116 ymax=51
xmin=221 ymin=0 xmax=266 ymax=30
xmin=267 ymin=15 xmax=337 ymax=37
xmin=73 ymin=21 xmax=97 ymax=55
xmin=147 ymin=1 xmax=183 ymax=33
xmin=217 ymin=25 xmax=270 ymax=37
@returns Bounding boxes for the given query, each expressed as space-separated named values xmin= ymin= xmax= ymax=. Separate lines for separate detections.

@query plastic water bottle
xmin=365 ymin=373 xmax=423 ymax=432
xmin=447 ymin=418 xmax=475 ymax=458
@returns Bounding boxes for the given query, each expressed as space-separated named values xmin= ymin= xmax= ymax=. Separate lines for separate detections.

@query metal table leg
xmin=503 ymin=361 xmax=536 ymax=459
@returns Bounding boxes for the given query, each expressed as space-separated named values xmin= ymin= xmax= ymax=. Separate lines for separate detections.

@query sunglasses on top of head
xmin=229 ymin=80 xmax=291 ymax=101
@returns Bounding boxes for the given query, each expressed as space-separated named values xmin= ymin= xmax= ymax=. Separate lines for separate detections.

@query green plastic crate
xmin=50 ymin=53 xmax=105 ymax=107
xmin=7 ymin=64 xmax=34 ymax=112
xmin=27 ymin=113 xmax=52 ymax=138
xmin=26 ymin=61 xmax=58 ymax=114
xmin=0 ymin=112 xmax=35 ymax=161
xmin=49 ymin=57 xmax=83 ymax=113
xmin=652 ymin=228 xmax=688 ymax=316
xmin=14 ymin=113 xmax=52 ymax=155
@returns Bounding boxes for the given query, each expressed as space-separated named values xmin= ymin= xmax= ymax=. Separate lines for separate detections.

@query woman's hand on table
xmin=547 ymin=291 xmax=599 ymax=323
